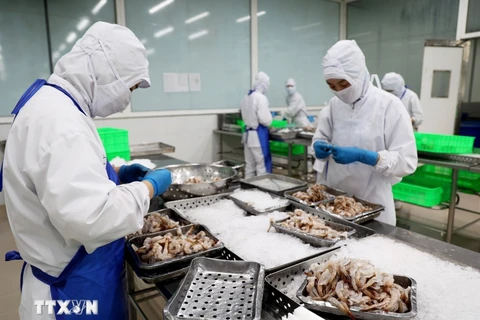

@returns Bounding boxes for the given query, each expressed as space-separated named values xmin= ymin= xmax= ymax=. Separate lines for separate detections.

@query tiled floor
xmin=1 ymin=193 xmax=479 ymax=319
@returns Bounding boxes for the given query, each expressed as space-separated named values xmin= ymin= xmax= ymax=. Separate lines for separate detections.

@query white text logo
xmin=34 ymin=300 xmax=98 ymax=316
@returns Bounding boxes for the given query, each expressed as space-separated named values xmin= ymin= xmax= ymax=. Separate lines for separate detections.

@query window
xmin=0 ymin=0 xmax=50 ymax=116
xmin=258 ymin=0 xmax=339 ymax=107
xmin=348 ymin=0 xmax=459 ymax=95
xmin=431 ymin=70 xmax=451 ymax=98
xmin=47 ymin=0 xmax=116 ymax=65
xmin=466 ymin=0 xmax=480 ymax=33
xmin=124 ymin=0 xmax=251 ymax=112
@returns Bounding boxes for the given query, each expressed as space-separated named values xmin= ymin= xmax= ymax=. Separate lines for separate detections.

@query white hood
xmin=381 ymin=72 xmax=405 ymax=98
xmin=52 ymin=21 xmax=150 ymax=118
xmin=323 ymin=40 xmax=370 ymax=103
xmin=254 ymin=71 xmax=270 ymax=94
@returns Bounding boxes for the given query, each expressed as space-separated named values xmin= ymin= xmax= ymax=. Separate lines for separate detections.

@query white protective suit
xmin=285 ymin=78 xmax=310 ymax=128
xmin=313 ymin=40 xmax=417 ymax=225
xmin=4 ymin=22 xmax=151 ymax=319
xmin=381 ymin=72 xmax=424 ymax=129
xmin=240 ymin=72 xmax=273 ymax=178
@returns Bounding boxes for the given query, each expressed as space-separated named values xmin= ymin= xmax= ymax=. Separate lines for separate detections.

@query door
xmin=420 ymin=42 xmax=466 ymax=134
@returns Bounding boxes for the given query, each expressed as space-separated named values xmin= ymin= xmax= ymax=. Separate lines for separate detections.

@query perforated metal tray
xmin=240 ymin=174 xmax=308 ymax=196
xmin=126 ymin=225 xmax=224 ymax=273
xmin=284 ymin=185 xmax=347 ymax=207
xmin=317 ymin=196 xmax=385 ymax=224
xmin=165 ymin=193 xmax=231 ymax=213
xmin=163 ymin=257 xmax=265 ymax=320
xmin=228 ymin=189 xmax=290 ymax=215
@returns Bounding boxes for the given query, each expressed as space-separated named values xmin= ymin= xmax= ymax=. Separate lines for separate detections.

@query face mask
xmin=286 ymin=87 xmax=296 ymax=95
xmin=332 ymin=80 xmax=362 ymax=104
xmin=91 ymin=80 xmax=131 ymax=118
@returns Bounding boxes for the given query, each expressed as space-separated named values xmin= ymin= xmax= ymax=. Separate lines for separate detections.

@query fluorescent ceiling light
xmin=146 ymin=48 xmax=155 ymax=56
xmin=185 ymin=11 xmax=210 ymax=24
xmin=91 ymin=0 xmax=107 ymax=15
xmin=52 ymin=51 xmax=61 ymax=60
xmin=76 ymin=17 xmax=90 ymax=31
xmin=188 ymin=29 xmax=208 ymax=40
xmin=149 ymin=0 xmax=174 ymax=14
xmin=235 ymin=11 xmax=266 ymax=23
xmin=154 ymin=26 xmax=174 ymax=38
xmin=66 ymin=32 xmax=77 ymax=44
xmin=59 ymin=43 xmax=67 ymax=51
xmin=292 ymin=22 xmax=322 ymax=31
xmin=140 ymin=38 xmax=148 ymax=44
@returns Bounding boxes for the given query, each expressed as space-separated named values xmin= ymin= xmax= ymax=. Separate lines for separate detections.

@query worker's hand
xmin=118 ymin=163 xmax=150 ymax=184
xmin=142 ymin=169 xmax=172 ymax=198
xmin=313 ymin=140 xmax=333 ymax=159
xmin=332 ymin=146 xmax=378 ymax=166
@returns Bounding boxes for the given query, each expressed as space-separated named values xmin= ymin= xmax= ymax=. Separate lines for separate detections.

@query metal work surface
xmin=163 ymin=257 xmax=265 ymax=320
xmin=130 ymin=142 xmax=175 ymax=157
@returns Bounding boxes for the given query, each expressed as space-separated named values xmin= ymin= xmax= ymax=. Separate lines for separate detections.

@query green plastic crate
xmin=393 ymin=182 xmax=443 ymax=207
xmin=269 ymin=141 xmax=305 ymax=156
xmin=97 ymin=127 xmax=130 ymax=161
xmin=402 ymin=174 xmax=452 ymax=203
xmin=416 ymin=165 xmax=480 ymax=192
xmin=414 ymin=132 xmax=475 ymax=154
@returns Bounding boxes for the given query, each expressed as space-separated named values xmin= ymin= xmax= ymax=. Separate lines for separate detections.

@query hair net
xmin=286 ymin=78 xmax=296 ymax=87
xmin=254 ymin=71 xmax=270 ymax=94
xmin=323 ymin=40 xmax=370 ymax=103
xmin=53 ymin=22 xmax=150 ymax=117
xmin=381 ymin=72 xmax=405 ymax=98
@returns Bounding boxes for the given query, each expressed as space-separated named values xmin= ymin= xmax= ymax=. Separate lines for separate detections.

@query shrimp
xmin=327 ymin=297 xmax=355 ymax=320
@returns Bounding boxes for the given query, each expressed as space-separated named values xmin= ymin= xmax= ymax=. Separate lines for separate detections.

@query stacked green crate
xmin=97 ymin=127 xmax=130 ymax=161
xmin=414 ymin=132 xmax=475 ymax=154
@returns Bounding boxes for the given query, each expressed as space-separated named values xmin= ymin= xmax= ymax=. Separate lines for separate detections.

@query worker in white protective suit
xmin=240 ymin=72 xmax=273 ymax=178
xmin=2 ymin=22 xmax=172 ymax=319
xmin=284 ymin=78 xmax=311 ymax=128
xmin=382 ymin=72 xmax=424 ymax=131
xmin=312 ymin=40 xmax=417 ymax=225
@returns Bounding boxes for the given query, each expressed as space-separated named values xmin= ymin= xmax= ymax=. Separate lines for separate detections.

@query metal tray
xmin=271 ymin=216 xmax=356 ymax=247
xmin=240 ymin=174 xmax=308 ymax=196
xmin=317 ymin=196 xmax=385 ymax=224
xmin=270 ymin=129 xmax=298 ymax=141
xmin=165 ymin=193 xmax=231 ymax=213
xmin=297 ymin=276 xmax=417 ymax=320
xmin=265 ymin=250 xmax=417 ymax=320
xmin=130 ymin=142 xmax=175 ymax=157
xmin=228 ymin=189 xmax=290 ymax=215
xmin=135 ymin=248 xmax=243 ymax=284
xmin=284 ymin=185 xmax=347 ymax=207
xmin=126 ymin=225 xmax=224 ymax=273
xmin=163 ymin=257 xmax=265 ymax=320
xmin=297 ymin=131 xmax=314 ymax=140
xmin=127 ymin=208 xmax=192 ymax=239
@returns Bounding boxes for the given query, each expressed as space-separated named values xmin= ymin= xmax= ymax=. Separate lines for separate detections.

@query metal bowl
xmin=160 ymin=164 xmax=237 ymax=200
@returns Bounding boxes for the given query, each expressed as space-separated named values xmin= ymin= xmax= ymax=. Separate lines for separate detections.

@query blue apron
xmin=246 ymin=89 xmax=272 ymax=173
xmin=3 ymin=79 xmax=127 ymax=319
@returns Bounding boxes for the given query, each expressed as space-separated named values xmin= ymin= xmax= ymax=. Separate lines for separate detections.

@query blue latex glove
xmin=118 ymin=164 xmax=150 ymax=183
xmin=332 ymin=146 xmax=378 ymax=166
xmin=143 ymin=169 xmax=172 ymax=197
xmin=313 ymin=140 xmax=333 ymax=159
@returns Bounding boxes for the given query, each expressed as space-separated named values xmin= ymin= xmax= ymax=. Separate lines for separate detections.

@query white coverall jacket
xmin=3 ymin=22 xmax=151 ymax=319
xmin=313 ymin=41 xmax=418 ymax=225
xmin=240 ymin=72 xmax=273 ymax=178
xmin=382 ymin=72 xmax=424 ymax=128
xmin=285 ymin=79 xmax=310 ymax=128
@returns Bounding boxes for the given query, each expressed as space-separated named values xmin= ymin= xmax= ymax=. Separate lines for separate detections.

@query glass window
xmin=258 ymin=0 xmax=340 ymax=107
xmin=0 ymin=0 xmax=50 ymax=116
xmin=125 ymin=0 xmax=251 ymax=112
xmin=431 ymin=70 xmax=451 ymax=98
xmin=47 ymin=0 xmax=116 ymax=66
xmin=466 ymin=0 xmax=480 ymax=33
xmin=348 ymin=0 xmax=459 ymax=95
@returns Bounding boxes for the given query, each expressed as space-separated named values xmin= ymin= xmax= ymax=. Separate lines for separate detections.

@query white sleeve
xmin=257 ymin=95 xmax=273 ymax=127
xmin=312 ymin=104 xmax=333 ymax=148
xmin=285 ymin=94 xmax=306 ymax=119
xmin=409 ymin=92 xmax=424 ymax=126
xmin=375 ymin=100 xmax=418 ymax=182
xmin=29 ymin=132 xmax=150 ymax=253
